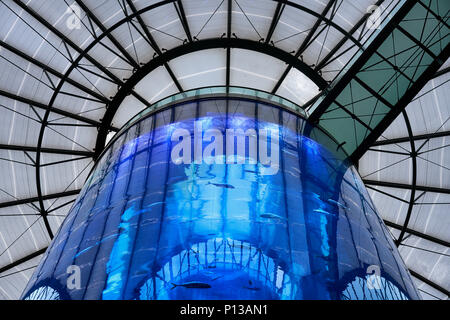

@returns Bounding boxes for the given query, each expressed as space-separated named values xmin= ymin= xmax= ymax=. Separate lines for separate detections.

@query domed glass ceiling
xmin=0 ymin=0 xmax=448 ymax=300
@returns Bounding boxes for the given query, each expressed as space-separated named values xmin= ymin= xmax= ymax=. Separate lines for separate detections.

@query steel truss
xmin=0 ymin=0 xmax=448 ymax=297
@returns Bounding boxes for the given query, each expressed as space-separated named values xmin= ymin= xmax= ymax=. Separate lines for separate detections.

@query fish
xmin=206 ymin=182 xmax=235 ymax=189
xmin=292 ymin=167 xmax=301 ymax=173
xmin=260 ymin=213 xmax=286 ymax=220
xmin=231 ymin=242 xmax=253 ymax=250
xmin=242 ymin=286 xmax=261 ymax=291
xmin=207 ymin=265 xmax=217 ymax=269
xmin=171 ymin=282 xmax=211 ymax=289
xmin=303 ymin=191 xmax=322 ymax=200
xmin=327 ymin=199 xmax=348 ymax=209
xmin=122 ymin=202 xmax=165 ymax=221
xmin=244 ymin=169 xmax=258 ymax=174
xmin=282 ymin=148 xmax=298 ymax=157
xmin=73 ymin=234 xmax=117 ymax=258
xmin=243 ymin=281 xmax=260 ymax=291
xmin=314 ymin=254 xmax=333 ymax=262
xmin=285 ymin=170 xmax=300 ymax=178
xmin=313 ymin=208 xmax=333 ymax=215
xmin=147 ymin=201 xmax=165 ymax=208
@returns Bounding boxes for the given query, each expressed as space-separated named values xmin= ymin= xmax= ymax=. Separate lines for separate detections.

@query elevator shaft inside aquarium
xmin=22 ymin=98 xmax=419 ymax=300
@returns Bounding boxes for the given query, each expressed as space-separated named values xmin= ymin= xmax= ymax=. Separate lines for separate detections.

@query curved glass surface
xmin=22 ymin=98 xmax=419 ymax=300
xmin=110 ymin=86 xmax=307 ymax=152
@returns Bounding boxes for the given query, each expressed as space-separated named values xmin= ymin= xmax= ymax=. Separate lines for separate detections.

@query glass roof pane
xmin=133 ymin=65 xmax=179 ymax=103
xmin=230 ymin=48 xmax=286 ymax=92
xmin=82 ymin=0 xmax=127 ymax=29
xmin=275 ymin=67 xmax=320 ymax=105
xmin=169 ymin=48 xmax=226 ymax=90
xmin=138 ymin=4 xmax=187 ymax=50
xmin=113 ymin=94 xmax=148 ymax=129
xmin=0 ymin=254 xmax=42 ymax=300
xmin=0 ymin=0 xmax=448 ymax=300
xmin=230 ymin=0 xmax=276 ymax=41
xmin=183 ymin=0 xmax=227 ymax=40
xmin=269 ymin=4 xmax=318 ymax=54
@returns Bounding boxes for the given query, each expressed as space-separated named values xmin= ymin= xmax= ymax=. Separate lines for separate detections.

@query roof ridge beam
xmin=265 ymin=2 xmax=285 ymax=44
xmin=0 ymin=247 xmax=47 ymax=275
xmin=409 ymin=268 xmax=450 ymax=297
xmin=307 ymin=0 xmax=450 ymax=161
xmin=174 ymin=0 xmax=192 ymax=42
xmin=364 ymin=179 xmax=450 ymax=194
xmin=0 ymin=39 xmax=108 ymax=103
xmin=384 ymin=219 xmax=450 ymax=247
xmin=271 ymin=0 xmax=336 ymax=93
xmin=94 ymin=37 xmax=327 ymax=159
xmin=0 ymin=144 xmax=94 ymax=157
xmin=125 ymin=0 xmax=183 ymax=92
xmin=315 ymin=0 xmax=385 ymax=70
xmin=74 ymin=0 xmax=139 ymax=69
xmin=0 ymin=189 xmax=81 ymax=209
xmin=373 ymin=130 xmax=450 ymax=146
xmin=0 ymin=89 xmax=118 ymax=130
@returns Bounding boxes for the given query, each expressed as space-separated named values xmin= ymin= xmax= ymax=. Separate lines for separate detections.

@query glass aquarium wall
xmin=22 ymin=98 xmax=419 ymax=300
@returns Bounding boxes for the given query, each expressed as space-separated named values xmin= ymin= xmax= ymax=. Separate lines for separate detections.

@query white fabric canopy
xmin=0 ymin=0 xmax=447 ymax=300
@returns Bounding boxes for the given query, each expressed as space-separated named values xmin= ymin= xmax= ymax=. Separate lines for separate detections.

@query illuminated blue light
xmin=22 ymin=99 xmax=419 ymax=300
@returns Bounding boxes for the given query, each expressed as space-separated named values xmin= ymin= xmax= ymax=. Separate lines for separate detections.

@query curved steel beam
xmin=364 ymin=179 xmax=450 ymax=195
xmin=74 ymin=0 xmax=139 ymax=69
xmin=373 ymin=130 xmax=450 ymax=146
xmin=395 ymin=110 xmax=417 ymax=246
xmin=13 ymin=0 xmax=361 ymax=241
xmin=409 ymin=269 xmax=450 ymax=297
xmin=0 ymin=89 xmax=113 ymax=129
xmin=0 ymin=247 xmax=47 ymax=275
xmin=0 ymin=189 xmax=81 ymax=209
xmin=124 ymin=0 xmax=184 ymax=91
xmin=1 ymin=1 xmax=446 ymax=301
xmin=272 ymin=0 xmax=337 ymax=93
xmin=307 ymin=0 xmax=450 ymax=162
xmin=0 ymin=39 xmax=108 ymax=103
xmin=0 ymin=144 xmax=94 ymax=157
xmin=13 ymin=0 xmax=176 ymax=240
xmin=384 ymin=220 xmax=450 ymax=248
xmin=93 ymin=37 xmax=328 ymax=159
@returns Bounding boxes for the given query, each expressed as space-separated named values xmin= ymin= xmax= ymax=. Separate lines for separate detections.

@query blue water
xmin=22 ymin=100 xmax=419 ymax=300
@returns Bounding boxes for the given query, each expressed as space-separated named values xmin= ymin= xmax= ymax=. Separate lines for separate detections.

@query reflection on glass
xmin=341 ymin=273 xmax=409 ymax=300
xmin=138 ymin=238 xmax=289 ymax=300
xmin=22 ymin=98 xmax=419 ymax=300
xmin=24 ymin=286 xmax=61 ymax=300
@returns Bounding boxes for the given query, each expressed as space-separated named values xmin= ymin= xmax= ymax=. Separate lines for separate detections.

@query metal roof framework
xmin=0 ymin=0 xmax=448 ymax=299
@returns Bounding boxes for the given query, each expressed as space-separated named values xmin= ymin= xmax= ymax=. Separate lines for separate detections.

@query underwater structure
xmin=21 ymin=89 xmax=420 ymax=300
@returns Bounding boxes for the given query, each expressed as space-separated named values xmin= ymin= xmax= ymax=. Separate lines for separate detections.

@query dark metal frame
xmin=0 ymin=0 xmax=447 ymax=297
xmin=364 ymin=179 xmax=450 ymax=195
xmin=373 ymin=130 xmax=450 ymax=146
xmin=409 ymin=269 xmax=450 ymax=297
xmin=93 ymin=37 xmax=328 ymax=158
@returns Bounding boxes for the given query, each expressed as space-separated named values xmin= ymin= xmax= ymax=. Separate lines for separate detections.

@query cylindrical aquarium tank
xmin=21 ymin=89 xmax=420 ymax=300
